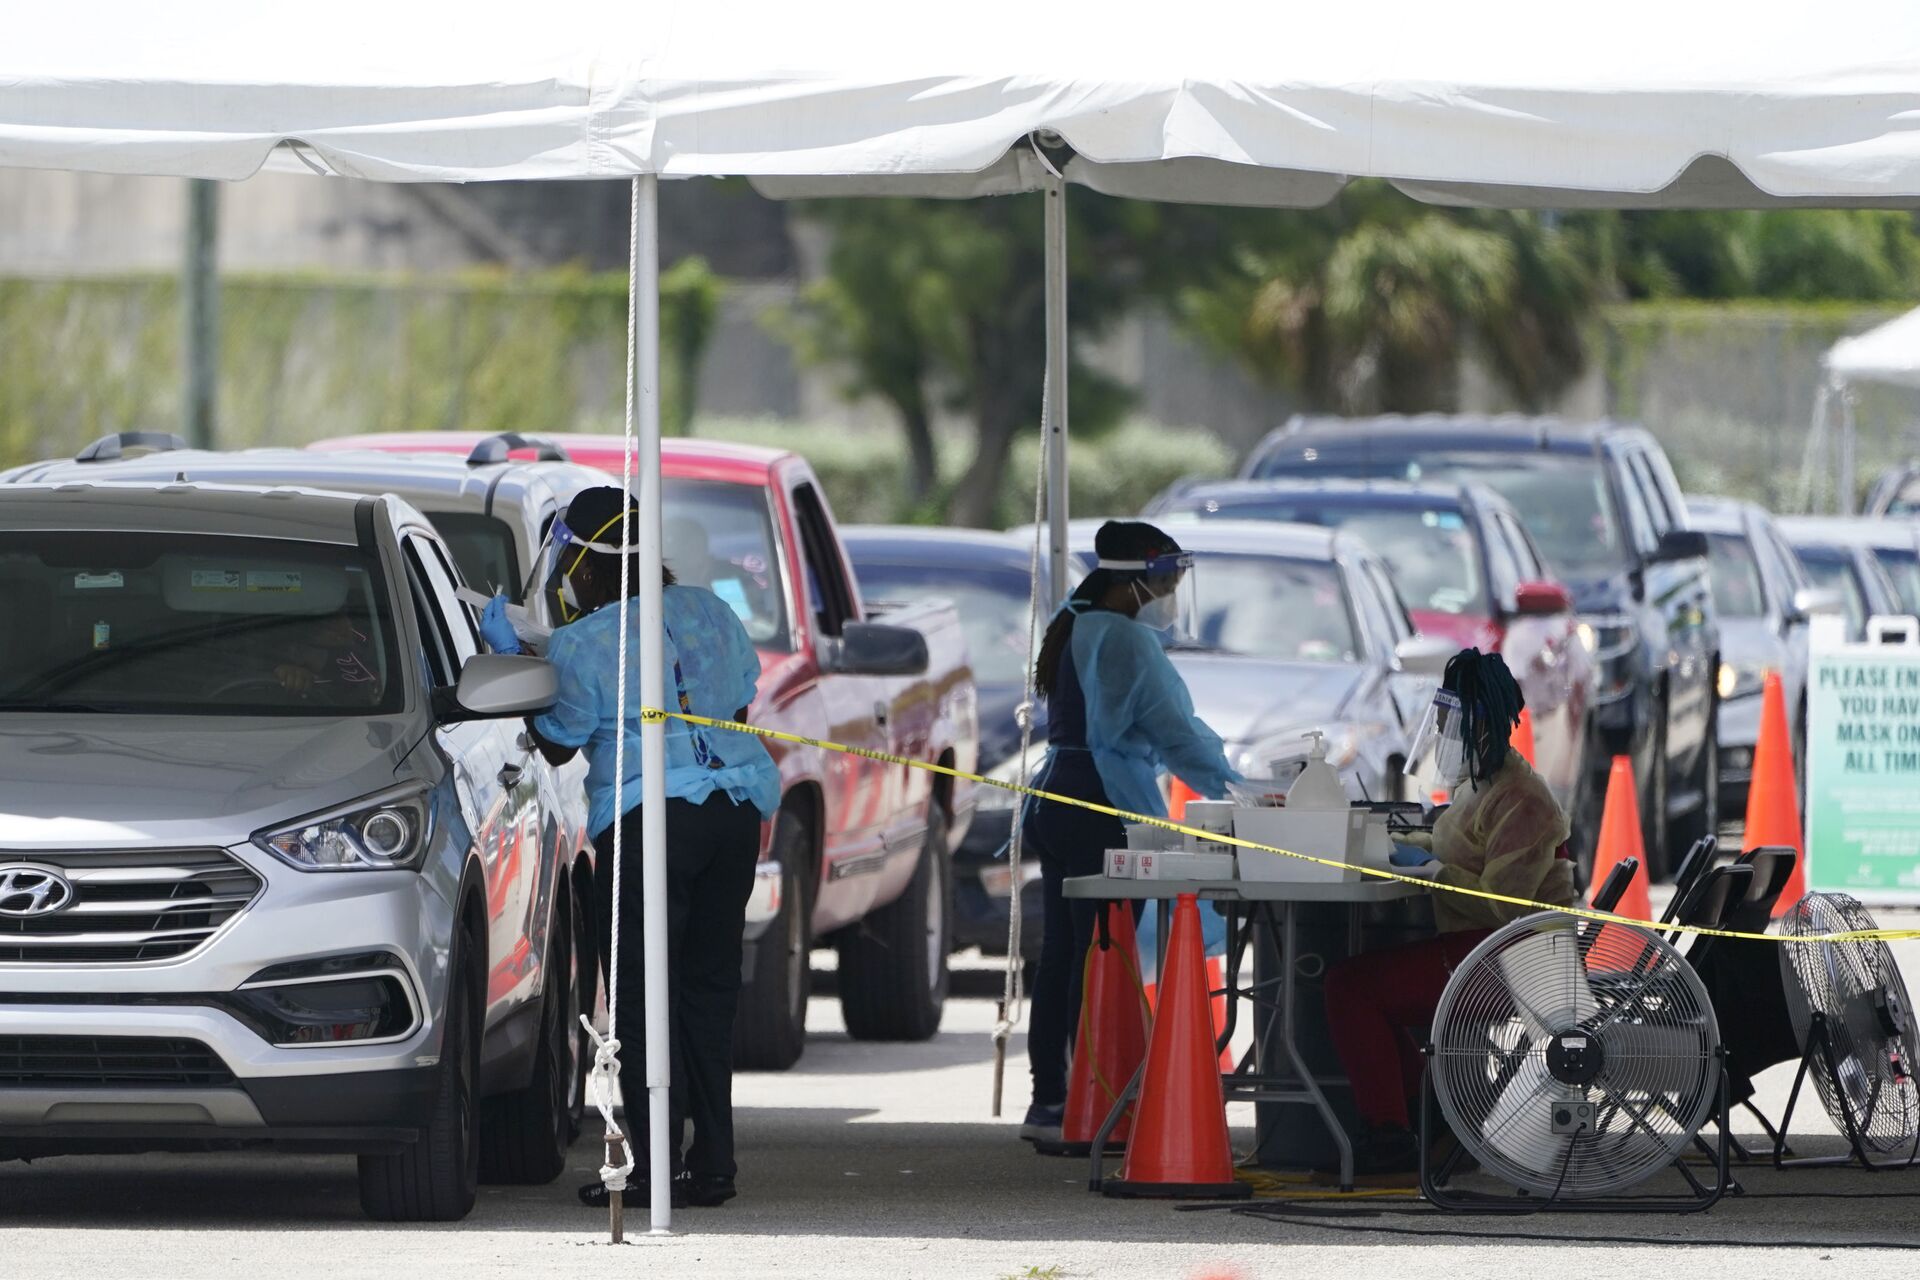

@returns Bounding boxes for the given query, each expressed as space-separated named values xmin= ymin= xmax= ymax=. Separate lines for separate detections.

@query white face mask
xmin=559 ymin=572 xmax=581 ymax=612
xmin=1134 ymin=586 xmax=1178 ymax=633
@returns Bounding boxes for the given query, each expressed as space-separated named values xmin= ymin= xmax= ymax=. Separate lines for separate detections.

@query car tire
xmin=566 ymin=876 xmax=594 ymax=1143
xmin=358 ymin=917 xmax=481 ymax=1222
xmin=839 ymin=798 xmax=951 ymax=1043
xmin=1669 ymin=696 xmax=1720 ymax=859
xmin=733 ymin=809 xmax=813 ymax=1072
xmin=478 ymin=890 xmax=576 ymax=1186
xmin=1569 ymin=744 xmax=1606 ymax=889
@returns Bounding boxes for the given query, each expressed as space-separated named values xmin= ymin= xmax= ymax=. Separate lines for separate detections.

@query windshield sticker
xmin=73 ymin=571 xmax=124 ymax=590
xmin=246 ymin=570 xmax=303 ymax=593
xmin=712 ymin=577 xmax=752 ymax=622
xmin=1421 ymin=511 xmax=1465 ymax=530
xmin=191 ymin=569 xmax=243 ymax=591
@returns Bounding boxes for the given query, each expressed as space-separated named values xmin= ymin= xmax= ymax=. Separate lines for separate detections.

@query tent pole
xmin=182 ymin=179 xmax=219 ymax=449
xmin=633 ymin=172 xmax=674 ymax=1236
xmin=1838 ymin=386 xmax=1858 ymax=515
xmin=1043 ymin=170 xmax=1069 ymax=609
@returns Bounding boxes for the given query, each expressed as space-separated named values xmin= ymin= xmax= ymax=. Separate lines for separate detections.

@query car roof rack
xmin=75 ymin=431 xmax=190 ymax=462
xmin=465 ymin=432 xmax=571 ymax=466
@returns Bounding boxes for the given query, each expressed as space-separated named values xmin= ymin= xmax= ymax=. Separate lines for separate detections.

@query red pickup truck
xmin=317 ymin=433 xmax=979 ymax=1070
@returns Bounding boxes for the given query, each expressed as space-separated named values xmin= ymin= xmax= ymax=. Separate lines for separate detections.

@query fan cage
xmin=1430 ymin=911 xmax=1720 ymax=1199
xmin=1780 ymin=893 xmax=1920 ymax=1157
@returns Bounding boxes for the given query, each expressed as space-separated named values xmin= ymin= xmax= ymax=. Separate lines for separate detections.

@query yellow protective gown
xmin=1401 ymin=752 xmax=1575 ymax=933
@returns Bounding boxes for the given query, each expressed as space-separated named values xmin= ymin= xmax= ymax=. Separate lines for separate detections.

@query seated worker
xmin=1323 ymin=648 xmax=1575 ymax=1175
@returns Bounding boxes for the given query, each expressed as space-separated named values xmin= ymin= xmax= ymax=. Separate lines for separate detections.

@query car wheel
xmin=838 ymin=798 xmax=951 ymax=1043
xmin=478 ymin=889 xmax=575 ymax=1186
xmin=1569 ymin=746 xmax=1606 ymax=889
xmin=733 ymin=809 xmax=813 ymax=1071
xmin=358 ymin=916 xmax=481 ymax=1222
xmin=566 ymin=875 xmax=593 ymax=1142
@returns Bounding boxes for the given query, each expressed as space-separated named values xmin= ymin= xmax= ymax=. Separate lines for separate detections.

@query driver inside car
xmin=270 ymin=609 xmax=381 ymax=700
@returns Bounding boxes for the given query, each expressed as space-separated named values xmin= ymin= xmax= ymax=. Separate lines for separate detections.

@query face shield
xmin=1100 ymin=550 xmax=1197 ymax=642
xmin=528 ymin=508 xmax=638 ymax=624
xmin=1404 ymin=688 xmax=1470 ymax=790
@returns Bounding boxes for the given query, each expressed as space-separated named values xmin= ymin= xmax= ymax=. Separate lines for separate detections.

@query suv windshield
xmin=1706 ymin=533 xmax=1767 ymax=618
xmin=1256 ymin=450 xmax=1628 ymax=579
xmin=1191 ymin=554 xmax=1359 ymax=663
xmin=1194 ymin=499 xmax=1487 ymax=616
xmin=0 ymin=532 xmax=401 ymax=716
xmin=663 ymin=480 xmax=791 ymax=650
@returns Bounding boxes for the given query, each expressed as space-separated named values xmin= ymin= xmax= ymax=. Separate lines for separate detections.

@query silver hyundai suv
xmin=0 ymin=479 xmax=585 ymax=1222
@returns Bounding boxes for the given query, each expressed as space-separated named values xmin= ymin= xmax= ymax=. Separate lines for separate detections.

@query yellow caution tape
xmin=641 ymin=707 xmax=1920 ymax=946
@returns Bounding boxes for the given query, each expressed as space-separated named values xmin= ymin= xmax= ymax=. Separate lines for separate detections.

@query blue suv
xmin=1244 ymin=415 xmax=1720 ymax=879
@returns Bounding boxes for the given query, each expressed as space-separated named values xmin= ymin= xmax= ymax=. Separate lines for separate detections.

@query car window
xmin=789 ymin=483 xmax=851 ymax=638
xmin=1706 ymin=533 xmax=1767 ymax=619
xmin=1799 ymin=552 xmax=1868 ymax=638
xmin=1360 ymin=558 xmax=1413 ymax=644
xmin=1872 ymin=547 xmax=1920 ymax=615
xmin=1762 ymin=524 xmax=1809 ymax=595
xmin=1480 ymin=510 xmax=1523 ymax=607
xmin=1626 ymin=450 xmax=1675 ymax=539
xmin=1187 ymin=553 xmax=1359 ymax=663
xmin=426 ymin=511 xmax=523 ymax=603
xmin=0 ymin=530 xmax=402 ymax=716
xmin=1749 ymin=521 xmax=1801 ymax=609
xmin=850 ymin=559 xmax=1040 ymax=686
xmin=1892 ymin=478 xmax=1920 ymax=517
xmin=662 ymin=479 xmax=791 ymax=650
xmin=406 ymin=536 xmax=478 ymax=667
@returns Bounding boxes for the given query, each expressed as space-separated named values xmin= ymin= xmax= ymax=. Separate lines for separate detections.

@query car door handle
xmin=498 ymin=761 xmax=524 ymax=789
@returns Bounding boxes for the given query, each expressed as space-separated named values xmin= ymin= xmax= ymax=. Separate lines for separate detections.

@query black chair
xmin=1726 ymin=847 xmax=1797 ymax=936
xmin=1667 ymin=863 xmax=1755 ymax=969
xmin=1661 ymin=835 xmax=1719 ymax=925
xmin=1590 ymin=856 xmax=1641 ymax=914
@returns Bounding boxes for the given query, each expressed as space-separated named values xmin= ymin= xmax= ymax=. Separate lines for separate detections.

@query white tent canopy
xmin=7 ymin=1 xmax=1920 ymax=202
xmin=1812 ymin=305 xmax=1920 ymax=512
xmin=13 ymin=1 xmax=1920 ymax=1230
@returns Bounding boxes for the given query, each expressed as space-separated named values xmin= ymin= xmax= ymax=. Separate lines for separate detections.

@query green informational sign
xmin=1806 ymin=622 xmax=1920 ymax=901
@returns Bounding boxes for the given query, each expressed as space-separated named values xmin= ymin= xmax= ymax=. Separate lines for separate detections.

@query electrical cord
xmin=1215 ymin=1202 xmax=1920 ymax=1250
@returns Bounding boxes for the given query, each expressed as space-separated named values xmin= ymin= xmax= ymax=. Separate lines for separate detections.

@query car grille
xmin=0 ymin=1035 xmax=235 ymax=1087
xmin=0 ymin=849 xmax=263 ymax=963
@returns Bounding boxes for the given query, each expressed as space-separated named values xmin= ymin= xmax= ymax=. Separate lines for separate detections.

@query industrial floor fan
xmin=1774 ymin=892 xmax=1920 ymax=1170
xmin=1421 ymin=910 xmax=1731 ymax=1212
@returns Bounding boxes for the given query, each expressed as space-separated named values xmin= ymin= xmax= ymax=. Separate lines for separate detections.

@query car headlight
xmin=976 ymin=743 xmax=1045 ymax=811
xmin=1576 ymin=621 xmax=1597 ymax=655
xmin=254 ymin=787 xmax=432 ymax=872
xmin=1718 ymin=660 xmax=1766 ymax=701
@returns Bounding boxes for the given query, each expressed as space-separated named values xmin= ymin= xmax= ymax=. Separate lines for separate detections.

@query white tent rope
xmin=582 ymin=173 xmax=644 ymax=1206
xmin=989 ymin=368 xmax=1051 ymax=1112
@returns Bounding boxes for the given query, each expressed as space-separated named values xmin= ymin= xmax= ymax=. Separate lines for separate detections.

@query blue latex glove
xmin=479 ymin=593 xmax=521 ymax=655
xmin=1389 ymin=841 xmax=1436 ymax=868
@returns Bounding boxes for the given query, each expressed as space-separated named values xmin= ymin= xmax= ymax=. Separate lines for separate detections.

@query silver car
xmin=0 ymin=479 xmax=579 ymax=1222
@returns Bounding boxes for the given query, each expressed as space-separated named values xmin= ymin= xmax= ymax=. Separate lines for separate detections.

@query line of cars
xmin=0 ymin=429 xmax=979 ymax=1219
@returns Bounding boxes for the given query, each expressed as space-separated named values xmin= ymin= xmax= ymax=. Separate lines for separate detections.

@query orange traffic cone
xmin=1169 ymin=777 xmax=1199 ymax=822
xmin=1143 ymin=954 xmax=1234 ymax=1072
xmin=1104 ymin=893 xmax=1249 ymax=1200
xmin=1744 ymin=670 xmax=1807 ymax=917
xmin=1587 ymin=755 xmax=1653 ymax=970
xmin=1511 ymin=707 xmax=1536 ymax=766
xmin=1035 ymin=903 xmax=1151 ymax=1157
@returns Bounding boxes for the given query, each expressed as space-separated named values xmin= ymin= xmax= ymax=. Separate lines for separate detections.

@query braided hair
xmin=1443 ymin=647 xmax=1526 ymax=787
xmin=1033 ymin=520 xmax=1184 ymax=700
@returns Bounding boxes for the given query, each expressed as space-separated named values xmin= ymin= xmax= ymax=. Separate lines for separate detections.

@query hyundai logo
xmin=0 ymin=865 xmax=76 ymax=917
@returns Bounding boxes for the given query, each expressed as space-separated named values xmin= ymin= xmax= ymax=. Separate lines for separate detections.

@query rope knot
xmin=582 ymin=1016 xmax=635 ymax=1192
xmin=1013 ymin=700 xmax=1036 ymax=730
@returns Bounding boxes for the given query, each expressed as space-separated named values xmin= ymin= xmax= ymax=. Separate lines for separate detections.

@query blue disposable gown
xmin=535 ymin=583 xmax=782 ymax=837
xmin=1068 ymin=610 xmax=1237 ymax=819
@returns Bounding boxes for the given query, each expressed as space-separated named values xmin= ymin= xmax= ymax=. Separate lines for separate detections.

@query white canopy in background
xmin=1827 ymin=307 xmax=1920 ymax=390
xmin=5 ymin=0 xmax=1920 ymax=204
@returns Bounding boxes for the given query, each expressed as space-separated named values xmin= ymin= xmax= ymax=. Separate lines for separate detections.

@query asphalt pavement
xmin=3 ymin=936 xmax=1919 ymax=1278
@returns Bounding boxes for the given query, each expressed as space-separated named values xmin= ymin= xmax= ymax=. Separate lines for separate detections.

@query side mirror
xmin=1650 ymin=529 xmax=1710 ymax=564
xmin=826 ymin=621 xmax=929 ymax=677
xmin=435 ymin=653 xmax=558 ymax=721
xmin=1393 ymin=634 xmax=1455 ymax=676
xmin=1791 ymin=586 xmax=1845 ymax=619
xmin=1512 ymin=580 xmax=1574 ymax=617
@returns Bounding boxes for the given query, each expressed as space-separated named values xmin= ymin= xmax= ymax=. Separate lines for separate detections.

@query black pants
xmin=594 ymin=791 xmax=759 ymax=1179
xmin=1024 ymin=752 xmax=1133 ymax=1109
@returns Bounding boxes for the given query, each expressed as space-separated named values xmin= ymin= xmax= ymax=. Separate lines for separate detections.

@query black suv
xmin=1243 ymin=415 xmax=1719 ymax=879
